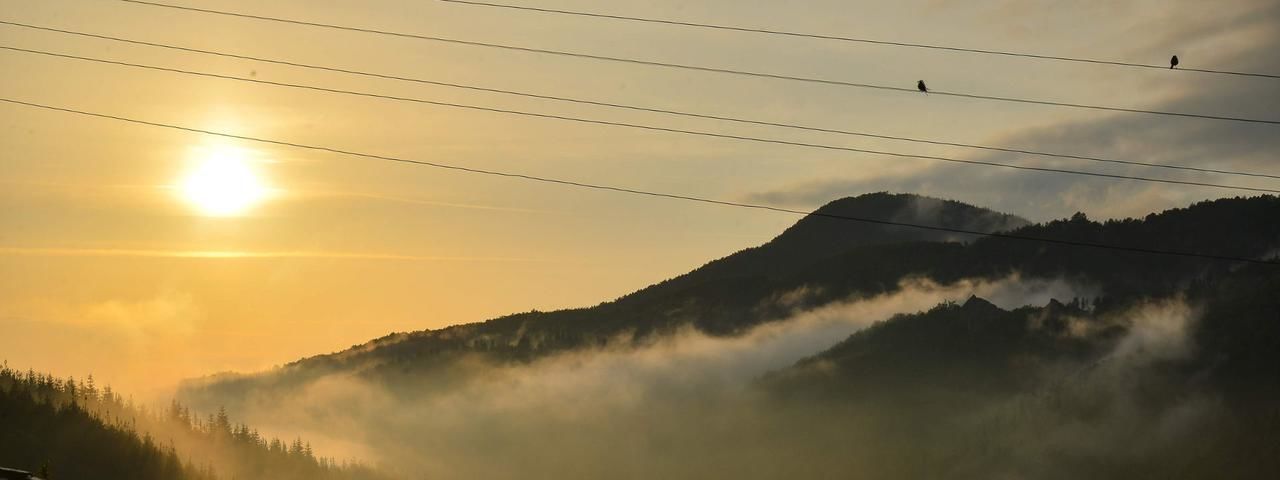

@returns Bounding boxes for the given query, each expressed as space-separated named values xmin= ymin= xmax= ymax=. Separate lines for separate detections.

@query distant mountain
xmin=612 ymin=193 xmax=1028 ymax=318
xmin=774 ymin=192 xmax=1030 ymax=250
xmin=179 ymin=193 xmax=1280 ymax=406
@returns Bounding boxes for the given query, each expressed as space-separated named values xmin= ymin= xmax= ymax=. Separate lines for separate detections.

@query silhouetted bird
xmin=917 ymin=80 xmax=928 ymax=93
xmin=1170 ymin=55 xmax=1179 ymax=69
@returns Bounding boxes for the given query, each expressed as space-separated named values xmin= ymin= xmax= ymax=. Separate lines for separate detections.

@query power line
xmin=114 ymin=0 xmax=1280 ymax=126
xmin=6 ymin=44 xmax=1278 ymax=195
xmin=439 ymin=0 xmax=1280 ymax=80
xmin=2 ymin=96 xmax=1275 ymax=266
xmin=5 ymin=19 xmax=1276 ymax=182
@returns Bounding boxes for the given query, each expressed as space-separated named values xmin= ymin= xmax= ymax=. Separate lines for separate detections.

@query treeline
xmin=0 ymin=364 xmax=393 ymax=480
xmin=0 ymin=371 xmax=198 ymax=480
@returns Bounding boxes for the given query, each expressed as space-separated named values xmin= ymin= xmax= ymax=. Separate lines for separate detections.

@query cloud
xmin=7 ymin=290 xmax=205 ymax=341
xmin=167 ymin=274 xmax=1250 ymax=479
xmin=296 ymin=190 xmax=558 ymax=214
xmin=0 ymin=246 xmax=546 ymax=262
xmin=186 ymin=273 xmax=1093 ymax=478
xmin=1105 ymin=297 xmax=1198 ymax=363
xmin=958 ymin=297 xmax=1217 ymax=475
xmin=81 ymin=290 xmax=205 ymax=339
xmin=739 ymin=1 xmax=1280 ymax=221
xmin=0 ymin=291 xmax=212 ymax=396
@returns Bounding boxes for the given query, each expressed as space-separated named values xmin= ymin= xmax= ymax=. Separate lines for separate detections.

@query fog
xmin=178 ymin=274 xmax=1159 ymax=478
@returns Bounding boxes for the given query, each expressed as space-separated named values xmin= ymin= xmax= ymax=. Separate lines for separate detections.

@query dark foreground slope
xmin=0 ymin=375 xmax=197 ymax=480
xmin=0 ymin=366 xmax=392 ymax=480
xmin=180 ymin=193 xmax=1280 ymax=405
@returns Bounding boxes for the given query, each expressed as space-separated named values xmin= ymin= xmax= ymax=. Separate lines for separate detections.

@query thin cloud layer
xmin=0 ymin=246 xmax=545 ymax=262
xmin=195 ymin=274 xmax=1093 ymax=478
xmin=741 ymin=1 xmax=1280 ymax=221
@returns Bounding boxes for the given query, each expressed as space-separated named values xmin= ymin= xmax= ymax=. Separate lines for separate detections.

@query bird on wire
xmin=917 ymin=79 xmax=928 ymax=94
xmin=1171 ymin=55 xmax=1180 ymax=69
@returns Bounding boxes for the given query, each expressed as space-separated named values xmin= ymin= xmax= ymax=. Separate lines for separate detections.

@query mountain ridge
xmin=179 ymin=192 xmax=1029 ymax=386
xmin=178 ymin=193 xmax=1280 ymax=403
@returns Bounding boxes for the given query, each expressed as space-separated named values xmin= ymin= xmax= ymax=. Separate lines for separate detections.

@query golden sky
xmin=2 ymin=0 xmax=1278 ymax=394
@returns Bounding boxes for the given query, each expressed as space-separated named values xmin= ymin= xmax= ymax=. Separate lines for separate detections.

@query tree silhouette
xmin=0 ymin=363 xmax=393 ymax=480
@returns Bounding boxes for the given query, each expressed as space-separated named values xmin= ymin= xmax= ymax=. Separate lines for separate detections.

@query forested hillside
xmin=154 ymin=192 xmax=1280 ymax=478
xmin=0 ymin=374 xmax=196 ymax=480
xmin=0 ymin=365 xmax=392 ymax=480
xmin=180 ymin=193 xmax=1280 ymax=405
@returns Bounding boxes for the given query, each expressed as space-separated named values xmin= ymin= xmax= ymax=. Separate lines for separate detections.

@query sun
xmin=179 ymin=145 xmax=270 ymax=216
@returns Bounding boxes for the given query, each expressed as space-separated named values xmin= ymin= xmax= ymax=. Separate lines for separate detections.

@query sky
xmin=1 ymin=0 xmax=1278 ymax=394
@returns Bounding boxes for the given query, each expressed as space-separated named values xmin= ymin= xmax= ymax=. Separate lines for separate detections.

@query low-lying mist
xmin=191 ymin=274 xmax=1190 ymax=478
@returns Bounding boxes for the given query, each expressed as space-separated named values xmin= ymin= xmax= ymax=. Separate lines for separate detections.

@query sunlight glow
xmin=179 ymin=145 xmax=270 ymax=216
